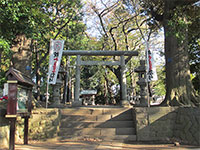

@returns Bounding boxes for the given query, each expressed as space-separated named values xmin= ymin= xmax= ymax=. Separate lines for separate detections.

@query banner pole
xmin=146 ymin=41 xmax=150 ymax=107
xmin=46 ymin=81 xmax=49 ymax=109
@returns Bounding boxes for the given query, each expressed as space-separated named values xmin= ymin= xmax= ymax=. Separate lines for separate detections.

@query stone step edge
xmin=60 ymin=107 xmax=131 ymax=109
xmin=60 ymin=114 xmax=133 ymax=119
xmin=59 ymin=122 xmax=135 ymax=129
xmin=59 ymin=127 xmax=135 ymax=130
xmin=60 ymin=113 xmax=133 ymax=117
xmin=57 ymin=135 xmax=137 ymax=142
xmin=60 ymin=120 xmax=135 ymax=124
xmin=58 ymin=128 xmax=136 ymax=136
xmin=59 ymin=127 xmax=135 ymax=129
xmin=60 ymin=108 xmax=132 ymax=115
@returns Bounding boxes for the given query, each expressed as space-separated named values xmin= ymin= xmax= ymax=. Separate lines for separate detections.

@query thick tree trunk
xmin=162 ymin=1 xmax=199 ymax=106
xmin=11 ymin=34 xmax=32 ymax=77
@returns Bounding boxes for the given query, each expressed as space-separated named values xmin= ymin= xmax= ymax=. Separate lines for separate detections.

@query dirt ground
xmin=12 ymin=140 xmax=200 ymax=150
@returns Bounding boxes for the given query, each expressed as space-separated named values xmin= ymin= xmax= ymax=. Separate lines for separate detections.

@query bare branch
xmin=99 ymin=1 xmax=120 ymax=17
xmin=54 ymin=14 xmax=74 ymax=39
xmin=127 ymin=28 xmax=138 ymax=34
xmin=97 ymin=13 xmax=109 ymax=38
xmin=109 ymin=26 xmax=118 ymax=51
xmin=122 ymin=23 xmax=129 ymax=50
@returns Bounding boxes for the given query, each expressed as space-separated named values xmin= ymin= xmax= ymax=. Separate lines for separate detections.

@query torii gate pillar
xmin=72 ymin=55 xmax=82 ymax=107
xmin=120 ymin=55 xmax=129 ymax=106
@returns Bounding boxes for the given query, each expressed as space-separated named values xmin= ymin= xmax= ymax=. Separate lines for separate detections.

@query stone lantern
xmin=135 ymin=60 xmax=148 ymax=107
xmin=52 ymin=68 xmax=63 ymax=106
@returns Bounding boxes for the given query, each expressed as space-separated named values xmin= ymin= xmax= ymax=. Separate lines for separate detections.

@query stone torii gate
xmin=62 ymin=50 xmax=138 ymax=107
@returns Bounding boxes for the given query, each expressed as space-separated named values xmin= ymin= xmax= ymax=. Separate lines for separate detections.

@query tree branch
xmin=109 ymin=26 xmax=118 ymax=51
xmin=122 ymin=22 xmax=129 ymax=50
xmin=99 ymin=1 xmax=119 ymax=17
xmin=54 ymin=14 xmax=74 ymax=39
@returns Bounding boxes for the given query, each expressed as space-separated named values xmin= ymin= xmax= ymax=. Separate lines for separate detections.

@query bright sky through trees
xmin=82 ymin=0 xmax=165 ymax=65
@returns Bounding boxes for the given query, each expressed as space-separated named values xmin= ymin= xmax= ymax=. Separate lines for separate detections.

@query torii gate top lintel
xmin=63 ymin=50 xmax=138 ymax=56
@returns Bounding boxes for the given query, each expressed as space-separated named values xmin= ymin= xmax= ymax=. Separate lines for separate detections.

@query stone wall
xmin=16 ymin=108 xmax=60 ymax=142
xmin=174 ymin=107 xmax=200 ymax=145
xmin=134 ymin=107 xmax=200 ymax=145
xmin=0 ymin=108 xmax=60 ymax=148
xmin=0 ymin=109 xmax=9 ymax=149
xmin=135 ymin=107 xmax=178 ymax=142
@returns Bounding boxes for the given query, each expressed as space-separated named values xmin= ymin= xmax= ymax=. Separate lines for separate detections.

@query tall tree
xmin=0 ymin=0 xmax=87 ymax=101
xmin=137 ymin=0 xmax=200 ymax=106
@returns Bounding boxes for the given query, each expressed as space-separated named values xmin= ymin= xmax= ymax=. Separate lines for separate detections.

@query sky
xmin=82 ymin=0 xmax=165 ymax=66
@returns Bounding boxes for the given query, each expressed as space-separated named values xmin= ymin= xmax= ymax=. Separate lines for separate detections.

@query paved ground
xmin=13 ymin=140 xmax=200 ymax=150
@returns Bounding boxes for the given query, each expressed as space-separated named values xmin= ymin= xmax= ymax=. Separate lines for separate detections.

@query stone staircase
xmin=58 ymin=107 xmax=136 ymax=142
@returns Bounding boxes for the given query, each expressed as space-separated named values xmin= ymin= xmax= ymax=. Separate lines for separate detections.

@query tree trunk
xmin=104 ymin=80 xmax=109 ymax=104
xmin=162 ymin=1 xmax=199 ymax=106
xmin=34 ymin=45 xmax=41 ymax=101
xmin=113 ymin=67 xmax=122 ymax=100
xmin=36 ymin=69 xmax=41 ymax=101
xmin=11 ymin=34 xmax=32 ymax=77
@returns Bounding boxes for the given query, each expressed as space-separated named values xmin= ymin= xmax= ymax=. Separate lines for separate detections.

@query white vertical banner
xmin=47 ymin=39 xmax=65 ymax=84
xmin=147 ymin=49 xmax=158 ymax=81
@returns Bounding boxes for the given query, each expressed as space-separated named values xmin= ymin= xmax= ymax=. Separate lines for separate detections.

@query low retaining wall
xmin=0 ymin=109 xmax=9 ymax=149
xmin=1 ymin=108 xmax=60 ymax=148
xmin=174 ymin=107 xmax=200 ymax=145
xmin=16 ymin=108 xmax=60 ymax=142
xmin=134 ymin=107 xmax=200 ymax=145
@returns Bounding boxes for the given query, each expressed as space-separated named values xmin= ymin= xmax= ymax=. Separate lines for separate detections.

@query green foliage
xmin=166 ymin=6 xmax=195 ymax=44
xmin=0 ymin=39 xmax=10 ymax=52
xmin=0 ymin=0 xmax=45 ymax=40
xmin=189 ymin=37 xmax=200 ymax=94
xmin=187 ymin=4 xmax=200 ymax=95
xmin=152 ymin=66 xmax=166 ymax=96
xmin=0 ymin=72 xmax=6 ymax=88
xmin=32 ymin=0 xmax=86 ymax=95
xmin=0 ymin=0 xmax=87 ymax=97
xmin=81 ymin=66 xmax=99 ymax=89
xmin=0 ymin=38 xmax=11 ymax=87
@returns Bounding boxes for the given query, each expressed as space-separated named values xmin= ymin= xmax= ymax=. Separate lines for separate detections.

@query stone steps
xmin=60 ymin=114 xmax=133 ymax=122
xmin=60 ymin=120 xmax=134 ymax=128
xmin=58 ymin=128 xmax=136 ymax=136
xmin=58 ymin=107 xmax=136 ymax=142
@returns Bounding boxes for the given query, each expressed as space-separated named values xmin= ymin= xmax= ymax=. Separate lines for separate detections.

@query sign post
xmin=5 ymin=68 xmax=34 ymax=150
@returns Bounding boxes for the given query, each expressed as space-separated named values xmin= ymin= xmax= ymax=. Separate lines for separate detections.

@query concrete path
xmin=14 ymin=140 xmax=200 ymax=150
